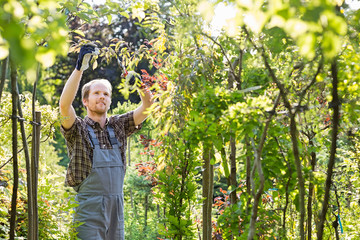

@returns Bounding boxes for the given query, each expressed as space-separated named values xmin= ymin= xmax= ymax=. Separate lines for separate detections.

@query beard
xmin=87 ymin=102 xmax=109 ymax=115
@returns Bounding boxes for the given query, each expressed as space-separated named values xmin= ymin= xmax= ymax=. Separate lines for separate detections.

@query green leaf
xmin=238 ymin=85 xmax=262 ymax=93
xmin=244 ymin=9 xmax=269 ymax=34
xmin=77 ymin=13 xmax=91 ymax=23
xmin=285 ymin=19 xmax=308 ymax=39
xmin=297 ymin=33 xmax=316 ymax=59
xmin=132 ymin=7 xmax=145 ymax=22
xmin=64 ymin=2 xmax=77 ymax=12
xmin=72 ymin=29 xmax=85 ymax=37
xmin=294 ymin=192 xmax=300 ymax=212
xmin=321 ymin=31 xmax=342 ymax=59
xmin=198 ymin=1 xmax=214 ymax=22
xmin=0 ymin=44 xmax=9 ymax=60
xmin=323 ymin=10 xmax=347 ymax=36
xmin=35 ymin=48 xmax=56 ymax=68
xmin=106 ymin=14 xmax=112 ymax=25
xmin=80 ymin=2 xmax=92 ymax=10
xmin=120 ymin=11 xmax=130 ymax=19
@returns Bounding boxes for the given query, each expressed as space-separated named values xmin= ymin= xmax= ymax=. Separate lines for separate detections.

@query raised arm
xmin=133 ymin=87 xmax=153 ymax=126
xmin=60 ymin=43 xmax=99 ymax=129
xmin=59 ymin=69 xmax=83 ymax=129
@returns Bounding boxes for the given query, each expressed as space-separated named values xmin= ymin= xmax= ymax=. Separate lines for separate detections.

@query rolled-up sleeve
xmin=113 ymin=111 xmax=142 ymax=137
xmin=60 ymin=118 xmax=80 ymax=145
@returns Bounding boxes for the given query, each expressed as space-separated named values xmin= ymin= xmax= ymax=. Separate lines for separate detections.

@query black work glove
xmin=75 ymin=43 xmax=99 ymax=71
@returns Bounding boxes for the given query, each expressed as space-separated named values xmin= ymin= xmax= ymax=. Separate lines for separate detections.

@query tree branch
xmin=247 ymin=93 xmax=280 ymax=240
xmin=192 ymin=35 xmax=214 ymax=84
xmin=317 ymin=59 xmax=340 ymax=239
xmin=297 ymin=58 xmax=324 ymax=108
xmin=244 ymin=26 xmax=306 ymax=239
xmin=274 ymin=136 xmax=292 ymax=236
xmin=9 ymin=56 xmax=18 ymax=240
xmin=0 ymin=57 xmax=8 ymax=104
xmin=200 ymin=32 xmax=237 ymax=80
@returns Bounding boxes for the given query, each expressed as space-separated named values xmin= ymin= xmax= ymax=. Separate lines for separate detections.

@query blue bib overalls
xmin=74 ymin=125 xmax=125 ymax=240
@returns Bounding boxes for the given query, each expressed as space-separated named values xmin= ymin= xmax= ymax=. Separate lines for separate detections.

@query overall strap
xmin=107 ymin=125 xmax=122 ymax=147
xmin=86 ymin=125 xmax=99 ymax=148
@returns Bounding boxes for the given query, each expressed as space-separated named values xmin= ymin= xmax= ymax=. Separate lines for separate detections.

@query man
xmin=59 ymin=43 xmax=153 ymax=239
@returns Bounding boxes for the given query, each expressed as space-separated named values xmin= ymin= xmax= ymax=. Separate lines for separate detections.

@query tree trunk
xmin=29 ymin=63 xmax=40 ymax=240
xmin=283 ymin=174 xmax=291 ymax=235
xmin=209 ymin=153 xmax=214 ymax=228
xmin=0 ymin=57 xmax=8 ymax=104
xmin=130 ymin=189 xmax=135 ymax=214
xmin=176 ymin=146 xmax=190 ymax=240
xmin=289 ymin=114 xmax=306 ymax=240
xmin=9 ymin=58 xmax=18 ymax=240
xmin=236 ymin=49 xmax=243 ymax=90
xmin=228 ymin=47 xmax=242 ymax=208
xmin=333 ymin=186 xmax=341 ymax=240
xmin=31 ymin=111 xmax=41 ymax=240
xmin=15 ymin=82 xmax=33 ymax=240
xmin=317 ymin=60 xmax=340 ymax=239
xmin=144 ymin=194 xmax=148 ymax=229
xmin=157 ymin=204 xmax=160 ymax=219
xmin=163 ymin=207 xmax=166 ymax=228
xmin=227 ymin=135 xmax=237 ymax=240
xmin=202 ymin=145 xmax=213 ymax=240
xmin=245 ymin=136 xmax=252 ymax=213
xmin=307 ymin=140 xmax=317 ymax=240
xmin=247 ymin=138 xmax=265 ymax=240
xmin=229 ymin=135 xmax=237 ymax=205
xmin=247 ymin=94 xmax=280 ymax=240
xmin=131 ymin=189 xmax=138 ymax=219
xmin=244 ymin=25 xmax=321 ymax=240
xmin=275 ymin=136 xmax=292 ymax=236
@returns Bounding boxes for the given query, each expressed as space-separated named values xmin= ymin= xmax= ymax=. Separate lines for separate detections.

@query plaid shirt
xmin=60 ymin=111 xmax=141 ymax=187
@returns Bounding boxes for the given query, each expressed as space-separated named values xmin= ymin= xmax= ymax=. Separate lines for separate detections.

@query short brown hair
xmin=81 ymin=79 xmax=112 ymax=101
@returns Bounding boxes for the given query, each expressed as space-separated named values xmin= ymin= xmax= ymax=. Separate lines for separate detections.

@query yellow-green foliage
xmin=0 ymin=92 xmax=77 ymax=239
